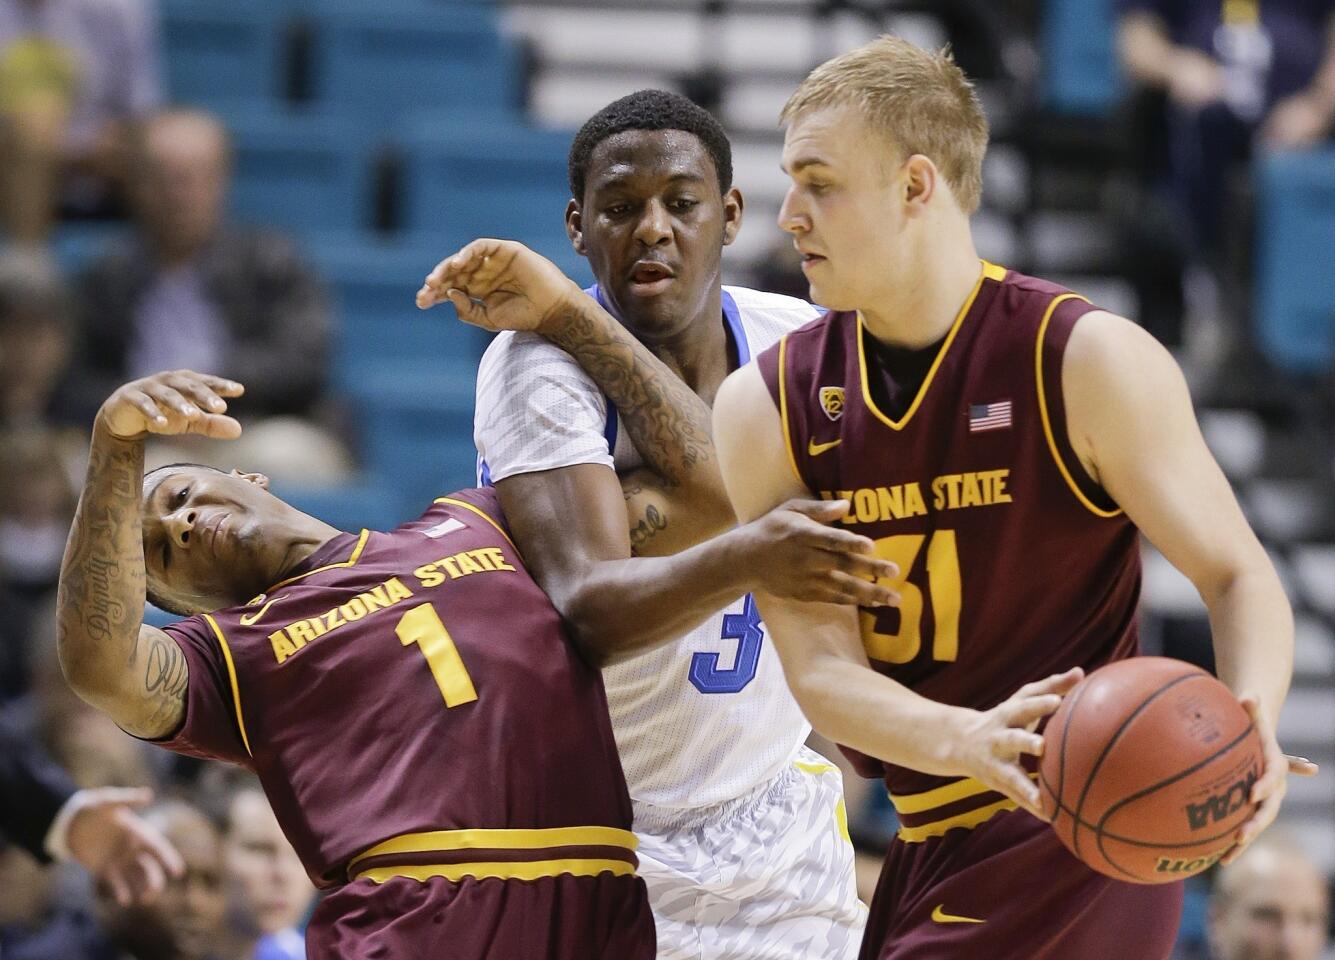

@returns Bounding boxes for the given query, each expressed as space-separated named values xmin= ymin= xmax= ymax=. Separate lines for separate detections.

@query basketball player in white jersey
xmin=426 ymin=90 xmax=868 ymax=958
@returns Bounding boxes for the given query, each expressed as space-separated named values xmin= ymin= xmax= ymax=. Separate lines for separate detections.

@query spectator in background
xmin=0 ymin=715 xmax=182 ymax=939
xmin=0 ymin=428 xmax=77 ymax=599
xmin=218 ymin=775 xmax=310 ymax=960
xmin=74 ymin=109 xmax=350 ymax=486
xmin=96 ymin=801 xmax=259 ymax=960
xmin=1117 ymin=0 xmax=1335 ymax=262
xmin=0 ymin=0 xmax=160 ymax=243
xmin=0 ymin=248 xmax=79 ymax=430
xmin=1206 ymin=832 xmax=1330 ymax=960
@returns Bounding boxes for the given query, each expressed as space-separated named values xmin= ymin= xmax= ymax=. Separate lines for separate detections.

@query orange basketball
xmin=1038 ymin=657 xmax=1264 ymax=884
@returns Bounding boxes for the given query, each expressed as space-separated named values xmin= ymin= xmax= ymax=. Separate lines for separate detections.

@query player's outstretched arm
xmin=1062 ymin=311 xmax=1318 ymax=856
xmin=57 ymin=371 xmax=243 ymax=739
xmin=420 ymin=239 xmax=733 ymax=545
xmin=714 ymin=365 xmax=1074 ymax=818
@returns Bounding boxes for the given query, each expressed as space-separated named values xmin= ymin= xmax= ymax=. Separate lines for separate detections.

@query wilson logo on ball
xmin=1184 ymin=766 xmax=1258 ymax=832
xmin=1154 ymin=850 xmax=1227 ymax=875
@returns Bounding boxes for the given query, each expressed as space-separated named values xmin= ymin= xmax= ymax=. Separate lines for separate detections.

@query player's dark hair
xmin=568 ymin=89 xmax=733 ymax=202
xmin=142 ymin=462 xmax=225 ymax=617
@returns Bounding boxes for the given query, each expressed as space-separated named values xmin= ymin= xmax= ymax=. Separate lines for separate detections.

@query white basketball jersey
xmin=475 ymin=285 xmax=821 ymax=808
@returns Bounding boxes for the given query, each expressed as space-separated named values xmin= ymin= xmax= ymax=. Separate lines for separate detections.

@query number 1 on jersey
xmin=395 ymin=603 xmax=478 ymax=707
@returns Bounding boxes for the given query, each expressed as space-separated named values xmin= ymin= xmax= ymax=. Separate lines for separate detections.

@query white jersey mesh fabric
xmin=474 ymin=286 xmax=821 ymax=808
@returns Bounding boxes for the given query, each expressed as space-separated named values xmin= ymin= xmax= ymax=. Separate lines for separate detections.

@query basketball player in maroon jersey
xmin=712 ymin=37 xmax=1317 ymax=960
xmin=53 ymin=349 xmax=889 ymax=955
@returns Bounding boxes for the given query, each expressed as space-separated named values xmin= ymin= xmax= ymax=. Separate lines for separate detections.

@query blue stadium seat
xmin=161 ymin=0 xmax=284 ymax=108
xmin=274 ymin=478 xmax=411 ymax=534
xmin=305 ymin=235 xmax=492 ymax=383
xmin=1254 ymin=148 xmax=1335 ymax=375
xmin=1041 ymin=0 xmax=1122 ymax=117
xmin=225 ymin=109 xmax=370 ymax=234
xmin=401 ymin=121 xmax=593 ymax=285
xmin=346 ymin=364 xmax=481 ymax=505
xmin=311 ymin=7 xmax=520 ymax=123
xmin=51 ymin=223 xmax=130 ymax=275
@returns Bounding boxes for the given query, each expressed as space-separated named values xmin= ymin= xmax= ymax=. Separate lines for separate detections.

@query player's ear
xmin=904 ymin=154 xmax=936 ymax=215
xmin=721 ymin=187 xmax=744 ymax=247
xmin=230 ymin=468 xmax=270 ymax=490
xmin=566 ymin=199 xmax=586 ymax=256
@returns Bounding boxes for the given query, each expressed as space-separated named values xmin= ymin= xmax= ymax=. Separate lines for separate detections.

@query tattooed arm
xmin=421 ymin=240 xmax=730 ymax=553
xmin=57 ymin=372 xmax=242 ymax=738
xmin=421 ymin=240 xmax=895 ymax=662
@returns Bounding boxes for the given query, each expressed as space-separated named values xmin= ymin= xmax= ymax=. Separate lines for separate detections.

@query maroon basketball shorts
xmin=861 ymin=806 xmax=1183 ymax=960
xmin=308 ymin=872 xmax=656 ymax=959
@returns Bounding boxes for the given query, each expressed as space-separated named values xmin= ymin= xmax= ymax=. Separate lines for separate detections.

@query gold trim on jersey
xmin=857 ymin=261 xmax=1006 ymax=432
xmin=434 ymin=497 xmax=519 ymax=554
xmin=204 ymin=614 xmax=252 ymax=757
xmin=898 ymin=798 xmax=1017 ymax=843
xmin=347 ymin=826 xmax=640 ymax=884
xmin=354 ymin=858 xmax=637 ymax=885
xmin=776 ymin=336 xmax=804 ymax=484
xmin=265 ymin=529 xmax=370 ymax=593
xmin=889 ymin=772 xmax=1038 ymax=843
xmin=1034 ymin=295 xmax=1123 ymax=519
xmin=890 ymin=775 xmax=995 ymax=815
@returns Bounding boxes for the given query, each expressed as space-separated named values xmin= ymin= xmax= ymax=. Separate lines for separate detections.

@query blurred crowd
xmin=0 ymin=0 xmax=336 ymax=955
xmin=0 ymin=0 xmax=1331 ymax=957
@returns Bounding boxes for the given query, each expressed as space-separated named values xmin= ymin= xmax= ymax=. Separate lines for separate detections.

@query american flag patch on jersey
xmin=968 ymin=400 xmax=1012 ymax=432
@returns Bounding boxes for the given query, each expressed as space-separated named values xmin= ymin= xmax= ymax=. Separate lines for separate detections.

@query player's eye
xmin=669 ymin=198 xmax=698 ymax=212
xmin=176 ymin=486 xmax=189 ymax=506
xmin=604 ymin=202 xmax=632 ymax=216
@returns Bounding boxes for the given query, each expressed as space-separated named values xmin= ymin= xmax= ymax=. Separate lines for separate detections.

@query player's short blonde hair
xmin=780 ymin=35 xmax=989 ymax=214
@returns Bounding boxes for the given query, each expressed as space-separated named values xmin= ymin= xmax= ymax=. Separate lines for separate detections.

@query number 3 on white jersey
xmin=689 ymin=594 xmax=764 ymax=694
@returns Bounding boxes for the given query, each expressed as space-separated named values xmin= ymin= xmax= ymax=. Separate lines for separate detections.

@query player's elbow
xmin=55 ymin=617 xmax=142 ymax=721
xmin=547 ymin=581 xmax=625 ymax=667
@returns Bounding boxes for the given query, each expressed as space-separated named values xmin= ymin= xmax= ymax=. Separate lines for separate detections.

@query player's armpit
xmin=619 ymin=467 xmax=732 ymax=558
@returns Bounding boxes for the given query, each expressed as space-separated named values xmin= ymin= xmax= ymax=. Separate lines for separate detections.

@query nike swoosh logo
xmin=931 ymin=904 xmax=984 ymax=925
xmin=807 ymin=438 xmax=842 ymax=456
xmin=239 ymin=595 xmax=289 ymax=627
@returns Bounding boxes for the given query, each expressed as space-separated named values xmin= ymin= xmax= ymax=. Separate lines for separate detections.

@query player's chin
xmin=617 ymin=293 xmax=692 ymax=338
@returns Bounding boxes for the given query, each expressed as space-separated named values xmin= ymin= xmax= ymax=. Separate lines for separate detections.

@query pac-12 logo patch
xmin=819 ymin=386 xmax=845 ymax=422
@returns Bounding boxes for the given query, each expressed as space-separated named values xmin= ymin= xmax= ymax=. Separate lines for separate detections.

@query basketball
xmin=1038 ymin=657 xmax=1265 ymax=885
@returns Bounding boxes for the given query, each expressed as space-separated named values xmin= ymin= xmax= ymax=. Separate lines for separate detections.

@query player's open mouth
xmin=799 ymin=253 xmax=826 ymax=271
xmin=628 ymin=261 xmax=676 ymax=294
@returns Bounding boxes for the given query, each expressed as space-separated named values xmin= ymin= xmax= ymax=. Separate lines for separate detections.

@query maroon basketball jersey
xmin=757 ymin=262 xmax=1142 ymax=837
xmin=159 ymin=488 xmax=636 ymax=889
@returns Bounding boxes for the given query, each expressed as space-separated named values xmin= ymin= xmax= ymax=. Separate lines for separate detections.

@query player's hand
xmin=416 ymin=239 xmax=586 ymax=336
xmin=64 ymin=786 xmax=185 ymax=906
xmin=741 ymin=499 xmax=900 ymax=607
xmin=97 ymin=371 xmax=244 ymax=442
xmin=946 ymin=667 xmax=1085 ymax=820
xmin=1219 ymin=695 xmax=1319 ymax=865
